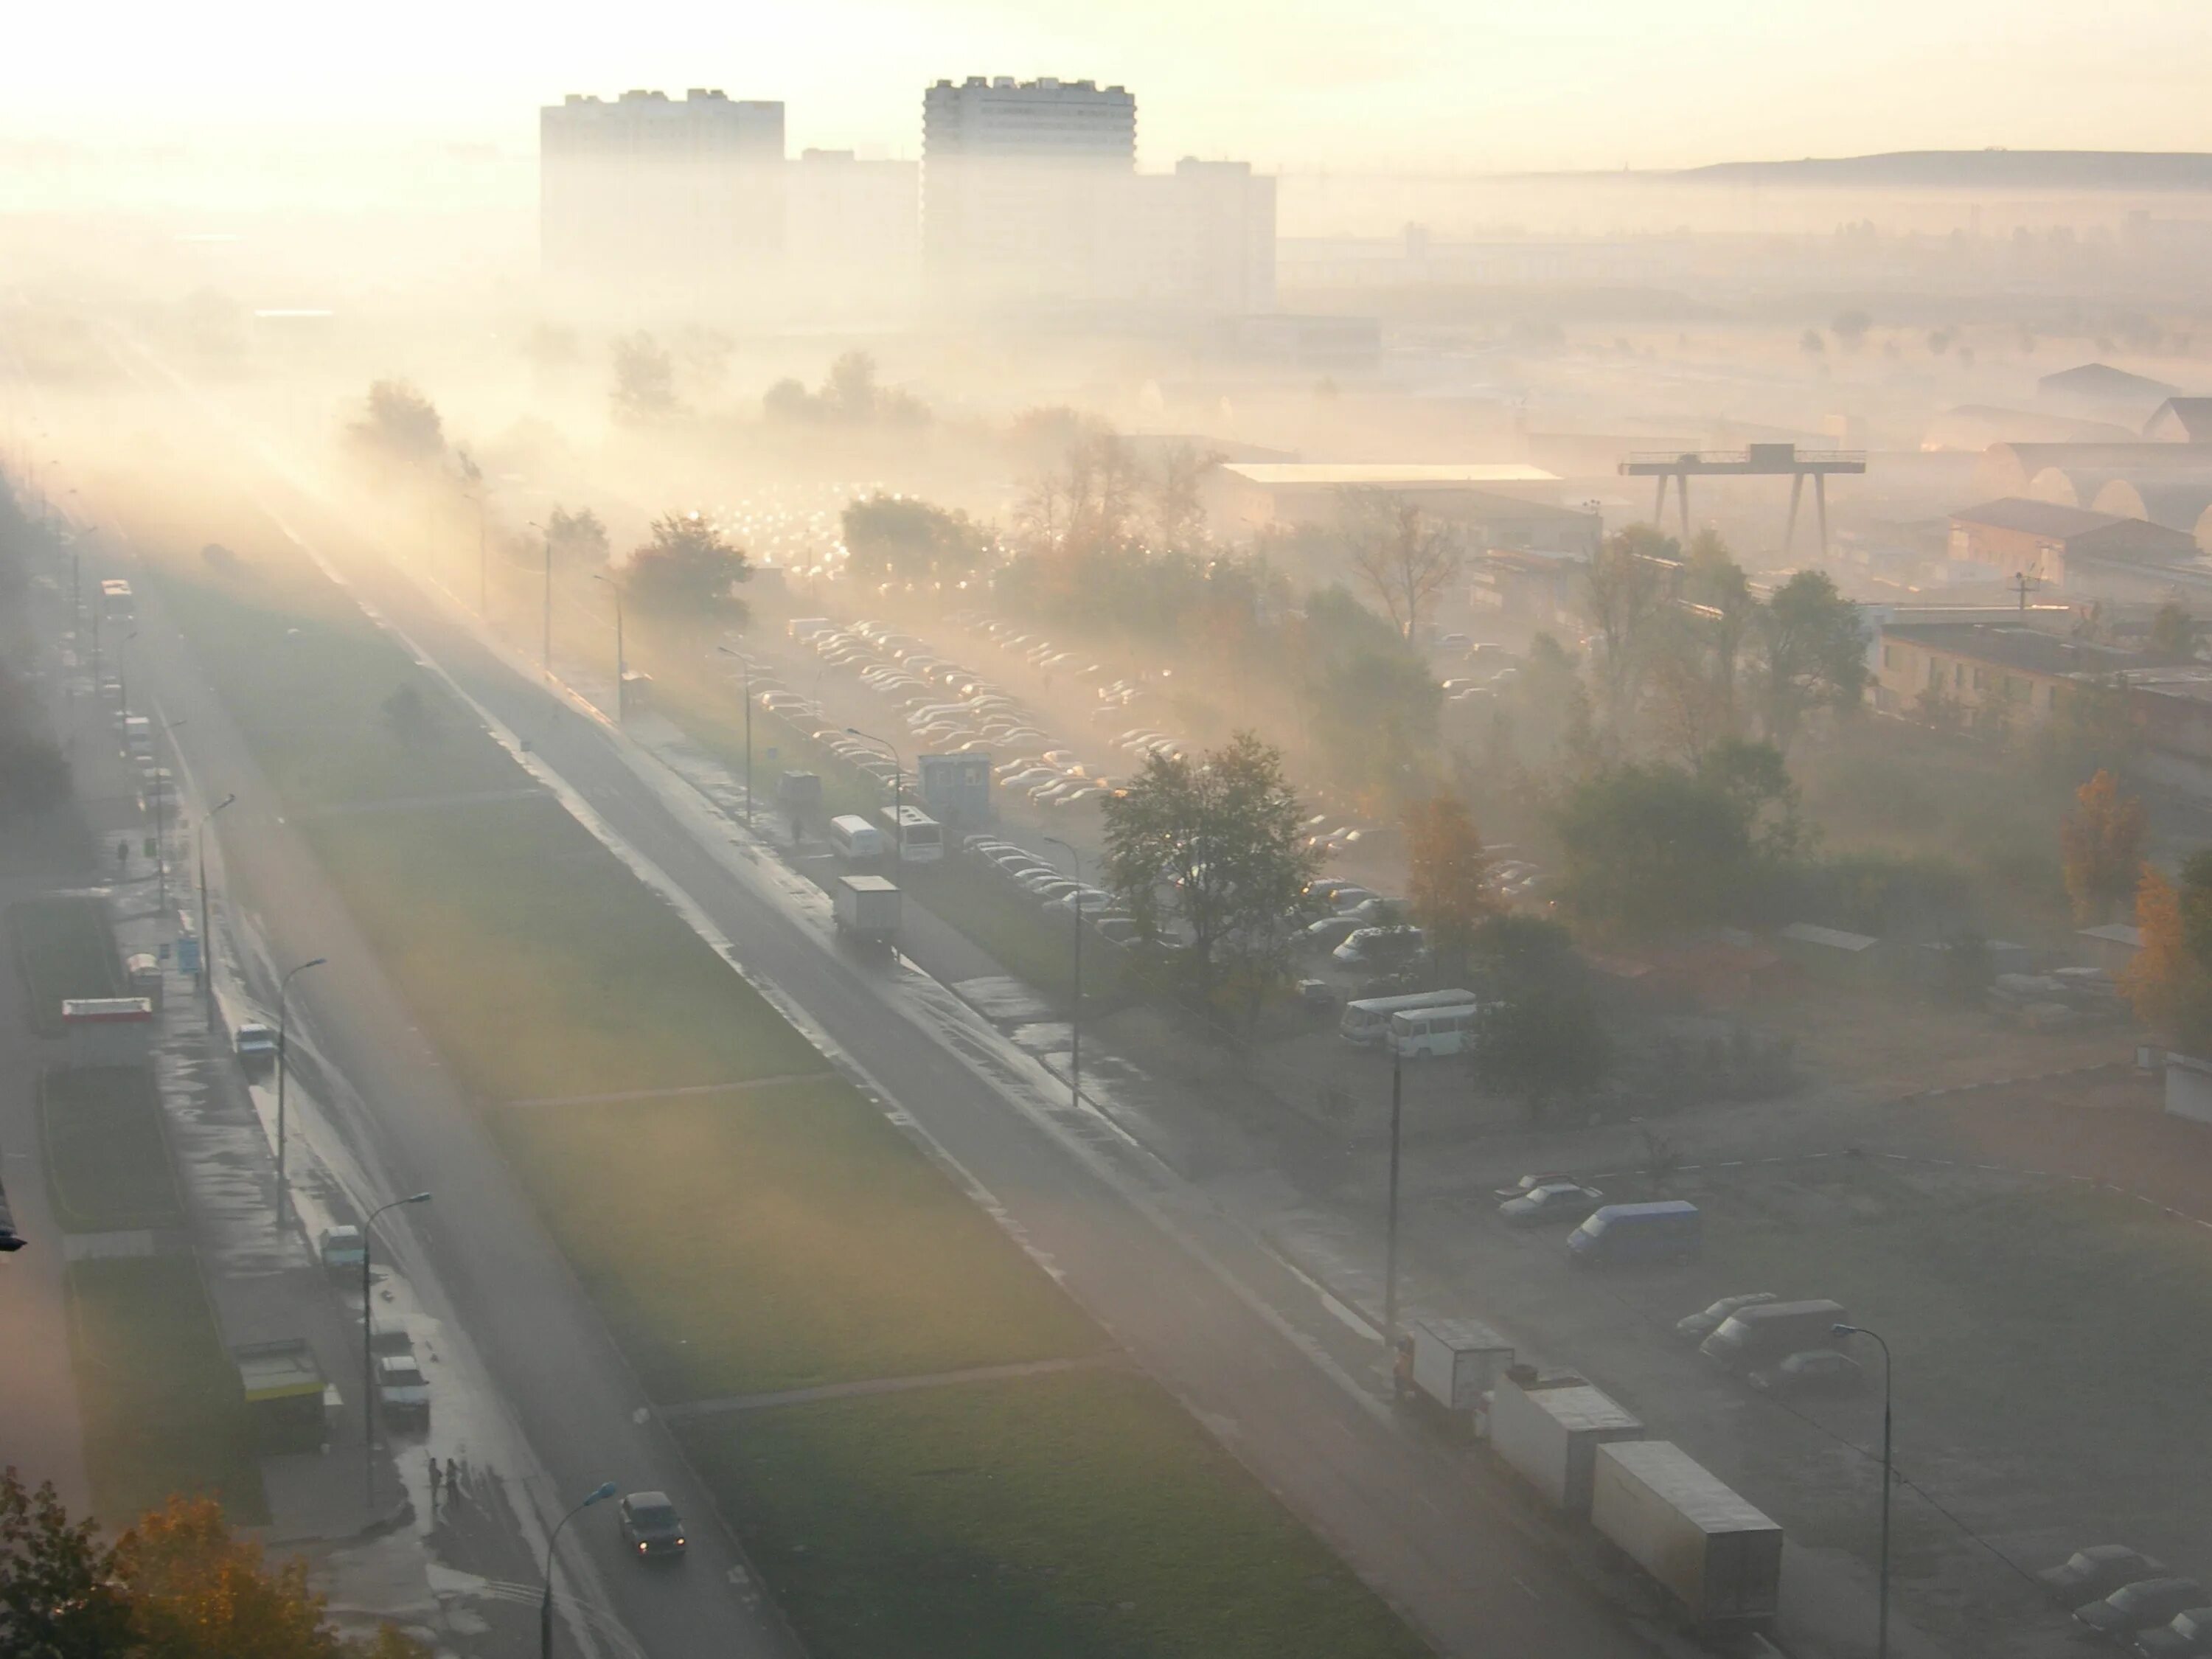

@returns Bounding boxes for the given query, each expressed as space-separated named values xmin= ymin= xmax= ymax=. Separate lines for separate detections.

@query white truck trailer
xmin=1590 ymin=1440 xmax=1784 ymax=1632
xmin=1392 ymin=1316 xmax=1514 ymax=1426
xmin=1489 ymin=1373 xmax=1644 ymax=1516
xmin=832 ymin=874 xmax=901 ymax=945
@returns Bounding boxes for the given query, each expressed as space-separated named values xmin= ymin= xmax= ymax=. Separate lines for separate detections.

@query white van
xmin=787 ymin=616 xmax=834 ymax=641
xmin=1387 ymin=1002 xmax=1479 ymax=1059
xmin=828 ymin=813 xmax=889 ymax=860
xmin=883 ymin=805 xmax=944 ymax=863
xmin=1340 ymin=988 xmax=1477 ymax=1048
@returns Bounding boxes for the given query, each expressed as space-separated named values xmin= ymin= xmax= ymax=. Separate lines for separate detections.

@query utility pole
xmin=273 ymin=957 xmax=327 ymax=1232
xmin=1834 ymin=1324 xmax=1893 ymax=1659
xmin=361 ymin=1192 xmax=430 ymax=1505
xmin=1043 ymin=836 xmax=1082 ymax=1108
xmin=1384 ymin=1049 xmax=1404 ymax=1346
xmin=716 ymin=645 xmax=754 ymax=828
xmin=198 ymin=794 xmax=235 ymax=1029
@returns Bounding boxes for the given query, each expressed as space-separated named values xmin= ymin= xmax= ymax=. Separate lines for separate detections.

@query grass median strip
xmin=66 ymin=1253 xmax=268 ymax=1528
xmin=676 ymin=1367 xmax=1428 ymax=1659
xmin=40 ymin=1066 xmax=184 ymax=1232
xmin=10 ymin=895 xmax=123 ymax=1034
xmin=490 ymin=1079 xmax=1103 ymax=1402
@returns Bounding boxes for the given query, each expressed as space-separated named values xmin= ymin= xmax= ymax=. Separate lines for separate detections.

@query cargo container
xmin=1590 ymin=1440 xmax=1783 ymax=1630
xmin=1700 ymin=1298 xmax=1848 ymax=1374
xmin=833 ymin=874 xmax=901 ymax=944
xmin=234 ymin=1338 xmax=329 ymax=1453
xmin=1393 ymin=1316 xmax=1514 ymax=1419
xmin=1489 ymin=1373 xmax=1644 ymax=1516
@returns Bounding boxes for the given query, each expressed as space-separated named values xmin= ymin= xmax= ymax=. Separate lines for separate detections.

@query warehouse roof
xmin=2039 ymin=362 xmax=2182 ymax=403
xmin=1950 ymin=497 xmax=2130 ymax=539
xmin=1221 ymin=462 xmax=1559 ymax=488
xmin=1880 ymin=622 xmax=2146 ymax=678
xmin=2147 ymin=398 xmax=2212 ymax=442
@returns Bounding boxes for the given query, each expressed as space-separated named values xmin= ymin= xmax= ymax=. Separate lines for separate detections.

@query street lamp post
xmin=1042 ymin=835 xmax=1083 ymax=1108
xmin=117 ymin=630 xmax=137 ymax=725
xmin=151 ymin=717 xmax=186 ymax=915
xmin=274 ymin=956 xmax=327 ymax=1231
xmin=361 ymin=1192 xmax=431 ymax=1505
xmin=1834 ymin=1321 xmax=1893 ymax=1659
xmin=1384 ymin=1048 xmax=1404 ymax=1346
xmin=716 ymin=644 xmax=754 ymax=828
xmin=530 ymin=520 xmax=552 ymax=675
xmin=844 ymin=727 xmax=903 ymax=862
xmin=591 ymin=574 xmax=625 ymax=721
xmin=542 ymin=1481 xmax=619 ymax=1659
xmin=198 ymin=794 xmax=236 ymax=1029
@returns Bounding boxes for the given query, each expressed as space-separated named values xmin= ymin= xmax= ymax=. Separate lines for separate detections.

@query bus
xmin=827 ymin=813 xmax=889 ymax=860
xmin=1339 ymin=988 xmax=1477 ymax=1048
xmin=1386 ymin=1001 xmax=1480 ymax=1060
xmin=882 ymin=804 xmax=944 ymax=863
xmin=100 ymin=579 xmax=135 ymax=619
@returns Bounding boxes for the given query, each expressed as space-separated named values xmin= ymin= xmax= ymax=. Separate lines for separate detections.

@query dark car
xmin=1498 ymin=1182 xmax=1604 ymax=1227
xmin=2138 ymin=1609 xmax=2212 ymax=1658
xmin=2079 ymin=1581 xmax=2210 ymax=1639
xmin=618 ymin=1492 xmax=689 ymax=1558
xmin=1675 ymin=1293 xmax=1778 ymax=1343
xmin=1746 ymin=1349 xmax=1864 ymax=1396
xmin=2045 ymin=1547 xmax=2171 ymax=1607
xmin=1304 ymin=914 xmax=1363 ymax=951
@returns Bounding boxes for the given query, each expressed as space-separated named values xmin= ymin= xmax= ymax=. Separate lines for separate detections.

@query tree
xmin=1101 ymin=732 xmax=1321 ymax=1027
xmin=1583 ymin=526 xmax=1676 ymax=729
xmin=2151 ymin=597 xmax=2195 ymax=661
xmin=841 ymin=495 xmax=990 ymax=583
xmin=1404 ymin=796 xmax=1495 ymax=980
xmin=1753 ymin=568 xmax=1865 ymax=751
xmin=620 ymin=514 xmax=750 ymax=633
xmin=1554 ymin=760 xmax=1761 ymax=939
xmin=1345 ymin=493 xmax=1460 ymax=641
xmin=1832 ymin=308 xmax=1872 ymax=351
xmin=1466 ymin=915 xmax=1608 ymax=1120
xmin=1149 ymin=440 xmax=1219 ymax=550
xmin=822 ymin=351 xmax=878 ymax=422
xmin=1799 ymin=328 xmax=1826 ymax=357
xmin=0 ymin=1470 xmax=133 ymax=1659
xmin=2124 ymin=862 xmax=2212 ymax=1048
xmin=349 ymin=381 xmax=443 ymax=468
xmin=543 ymin=505 xmax=611 ymax=571
xmin=2061 ymin=769 xmax=2149 ymax=923
xmin=611 ymin=333 xmax=677 ymax=421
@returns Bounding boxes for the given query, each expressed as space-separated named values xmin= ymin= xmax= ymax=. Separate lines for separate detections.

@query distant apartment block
xmin=922 ymin=76 xmax=1274 ymax=317
xmin=540 ymin=88 xmax=788 ymax=312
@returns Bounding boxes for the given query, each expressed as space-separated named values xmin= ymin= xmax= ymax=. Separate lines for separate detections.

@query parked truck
xmin=233 ymin=1338 xmax=329 ymax=1453
xmin=1490 ymin=1371 xmax=1644 ymax=1517
xmin=833 ymin=874 xmax=901 ymax=945
xmin=1590 ymin=1440 xmax=1784 ymax=1632
xmin=1392 ymin=1316 xmax=1514 ymax=1427
xmin=1699 ymin=1298 xmax=1847 ymax=1374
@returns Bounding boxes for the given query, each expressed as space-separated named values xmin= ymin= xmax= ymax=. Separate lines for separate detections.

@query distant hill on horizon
xmin=1672 ymin=150 xmax=2212 ymax=190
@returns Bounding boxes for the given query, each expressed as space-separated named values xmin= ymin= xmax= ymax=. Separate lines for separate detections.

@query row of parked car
xmin=961 ymin=833 xmax=1145 ymax=947
xmin=2039 ymin=1546 xmax=2212 ymax=1653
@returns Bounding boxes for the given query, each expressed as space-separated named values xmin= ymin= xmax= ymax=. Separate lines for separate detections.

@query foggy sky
xmin=10 ymin=0 xmax=2211 ymax=175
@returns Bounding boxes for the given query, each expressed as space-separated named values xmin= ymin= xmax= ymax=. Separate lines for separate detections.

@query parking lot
xmin=1400 ymin=1091 xmax=2212 ymax=1659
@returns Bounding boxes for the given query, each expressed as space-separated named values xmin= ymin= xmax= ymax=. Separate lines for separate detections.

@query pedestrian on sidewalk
xmin=428 ymin=1453 xmax=441 ymax=1508
xmin=445 ymin=1457 xmax=462 ymax=1500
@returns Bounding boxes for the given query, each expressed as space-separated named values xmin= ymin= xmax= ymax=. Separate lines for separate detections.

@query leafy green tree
xmin=1583 ymin=525 xmax=1677 ymax=729
xmin=1102 ymin=732 xmax=1321 ymax=1027
xmin=1753 ymin=568 xmax=1865 ymax=751
xmin=1554 ymin=760 xmax=1758 ymax=938
xmin=543 ymin=505 xmax=611 ymax=571
xmin=1404 ymin=796 xmax=1495 ymax=981
xmin=620 ymin=514 xmax=750 ymax=635
xmin=348 ymin=381 xmax=444 ymax=468
xmin=1148 ymin=440 xmax=1219 ymax=550
xmin=1467 ymin=915 xmax=1608 ymax=1119
xmin=0 ymin=1469 xmax=133 ymax=1659
xmin=611 ymin=333 xmax=677 ymax=422
xmin=2151 ymin=598 xmax=2195 ymax=661
xmin=841 ymin=495 xmax=990 ymax=583
xmin=2061 ymin=769 xmax=2148 ymax=924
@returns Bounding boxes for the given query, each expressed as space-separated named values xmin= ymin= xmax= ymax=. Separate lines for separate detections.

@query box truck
xmin=1489 ymin=1372 xmax=1644 ymax=1516
xmin=1590 ymin=1440 xmax=1784 ymax=1631
xmin=1699 ymin=1298 xmax=1847 ymax=1374
xmin=833 ymin=874 xmax=901 ymax=945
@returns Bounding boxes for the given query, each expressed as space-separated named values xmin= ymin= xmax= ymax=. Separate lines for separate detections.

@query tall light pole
xmin=117 ymin=630 xmax=137 ymax=726
xmin=591 ymin=574 xmax=625 ymax=722
xmin=1834 ymin=1322 xmax=1893 ymax=1659
xmin=844 ymin=727 xmax=903 ymax=863
xmin=274 ymin=956 xmax=327 ymax=1231
xmin=1042 ymin=835 xmax=1082 ymax=1108
xmin=529 ymin=520 xmax=552 ymax=675
xmin=1384 ymin=1046 xmax=1404 ymax=1346
xmin=716 ymin=644 xmax=754 ymax=828
xmin=543 ymin=1481 xmax=619 ymax=1659
xmin=152 ymin=717 xmax=186 ymax=915
xmin=198 ymin=793 xmax=236 ymax=1029
xmin=361 ymin=1191 xmax=431 ymax=1505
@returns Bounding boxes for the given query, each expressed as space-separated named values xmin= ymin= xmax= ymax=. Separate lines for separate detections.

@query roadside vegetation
xmin=10 ymin=896 xmax=122 ymax=1034
xmin=40 ymin=1067 xmax=182 ymax=1232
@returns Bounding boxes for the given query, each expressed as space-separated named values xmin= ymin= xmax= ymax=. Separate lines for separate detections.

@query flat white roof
xmin=1222 ymin=462 xmax=1560 ymax=487
xmin=1520 ymin=1382 xmax=1641 ymax=1434
xmin=1599 ymin=1441 xmax=1779 ymax=1534
xmin=1778 ymin=922 xmax=1879 ymax=953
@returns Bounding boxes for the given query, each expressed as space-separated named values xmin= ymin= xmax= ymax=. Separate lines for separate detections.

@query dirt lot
xmin=1401 ymin=1077 xmax=2212 ymax=1659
